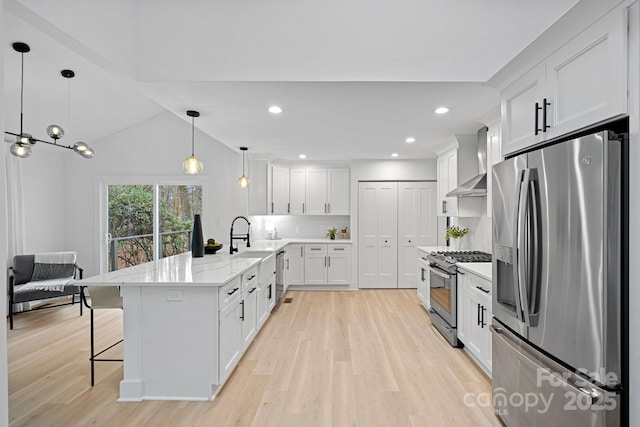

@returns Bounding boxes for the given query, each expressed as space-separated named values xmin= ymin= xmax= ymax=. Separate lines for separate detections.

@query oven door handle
xmin=428 ymin=266 xmax=451 ymax=280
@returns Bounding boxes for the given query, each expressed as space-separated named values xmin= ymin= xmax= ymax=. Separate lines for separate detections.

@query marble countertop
xmin=457 ymin=263 xmax=492 ymax=281
xmin=80 ymin=238 xmax=352 ymax=287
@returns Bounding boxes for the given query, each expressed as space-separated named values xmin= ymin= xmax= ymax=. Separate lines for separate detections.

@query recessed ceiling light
xmin=268 ymin=106 xmax=283 ymax=114
xmin=391 ymin=153 xmax=399 ymax=158
xmin=434 ymin=106 xmax=449 ymax=115
xmin=405 ymin=137 xmax=416 ymax=143
xmin=299 ymin=154 xmax=307 ymax=159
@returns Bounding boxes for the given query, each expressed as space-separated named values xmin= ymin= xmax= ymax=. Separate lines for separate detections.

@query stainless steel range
xmin=427 ymin=250 xmax=491 ymax=347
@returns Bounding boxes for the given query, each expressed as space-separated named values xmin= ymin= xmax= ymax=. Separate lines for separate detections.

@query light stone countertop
xmin=80 ymin=238 xmax=352 ymax=287
xmin=457 ymin=263 xmax=492 ymax=281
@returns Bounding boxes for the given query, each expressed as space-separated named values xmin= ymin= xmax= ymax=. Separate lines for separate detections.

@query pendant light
xmin=182 ymin=110 xmax=203 ymax=175
xmin=237 ymin=147 xmax=249 ymax=188
xmin=5 ymin=42 xmax=94 ymax=158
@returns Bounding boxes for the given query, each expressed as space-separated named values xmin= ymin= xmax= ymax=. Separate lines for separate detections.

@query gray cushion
xmin=13 ymin=284 xmax=80 ymax=303
xmin=12 ymin=255 xmax=35 ymax=286
xmin=31 ymin=263 xmax=75 ymax=281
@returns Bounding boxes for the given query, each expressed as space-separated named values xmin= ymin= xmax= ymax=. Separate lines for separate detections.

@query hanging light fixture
xmin=4 ymin=42 xmax=95 ymax=159
xmin=182 ymin=110 xmax=203 ymax=174
xmin=237 ymin=147 xmax=249 ymax=188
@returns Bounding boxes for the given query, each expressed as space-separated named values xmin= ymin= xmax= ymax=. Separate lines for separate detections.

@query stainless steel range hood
xmin=446 ymin=126 xmax=488 ymax=197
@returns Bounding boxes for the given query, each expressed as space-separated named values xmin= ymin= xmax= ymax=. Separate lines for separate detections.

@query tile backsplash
xmin=451 ymin=216 xmax=492 ymax=253
xmin=249 ymin=215 xmax=351 ymax=240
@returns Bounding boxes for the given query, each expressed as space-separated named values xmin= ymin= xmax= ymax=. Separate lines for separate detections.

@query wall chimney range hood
xmin=446 ymin=126 xmax=488 ymax=197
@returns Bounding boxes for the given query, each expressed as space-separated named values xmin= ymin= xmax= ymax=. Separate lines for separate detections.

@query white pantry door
xmin=397 ymin=182 xmax=437 ymax=288
xmin=358 ymin=182 xmax=398 ymax=288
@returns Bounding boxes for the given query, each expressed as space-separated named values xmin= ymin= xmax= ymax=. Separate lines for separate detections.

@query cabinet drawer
xmin=328 ymin=244 xmax=351 ymax=254
xmin=219 ymin=276 xmax=241 ymax=310
xmin=242 ymin=266 xmax=259 ymax=291
xmin=305 ymin=244 xmax=328 ymax=255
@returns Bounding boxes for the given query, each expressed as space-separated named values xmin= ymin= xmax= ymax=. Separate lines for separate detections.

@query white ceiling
xmin=3 ymin=0 xmax=579 ymax=160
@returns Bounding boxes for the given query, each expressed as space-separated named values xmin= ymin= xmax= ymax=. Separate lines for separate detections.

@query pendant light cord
xmin=19 ymin=51 xmax=24 ymax=136
xmin=191 ymin=116 xmax=195 ymax=156
xmin=242 ymin=150 xmax=246 ymax=175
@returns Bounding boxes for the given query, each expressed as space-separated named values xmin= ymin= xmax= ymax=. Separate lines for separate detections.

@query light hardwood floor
xmin=8 ymin=290 xmax=502 ymax=426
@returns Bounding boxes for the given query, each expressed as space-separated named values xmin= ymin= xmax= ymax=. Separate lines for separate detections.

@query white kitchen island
xmin=80 ymin=252 xmax=262 ymax=402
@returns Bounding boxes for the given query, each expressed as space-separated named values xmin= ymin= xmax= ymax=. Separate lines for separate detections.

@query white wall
xmin=18 ymin=147 xmax=67 ymax=254
xmin=1 ymin=0 xmax=10 ymax=423
xmin=63 ymin=111 xmax=246 ymax=276
xmin=452 ymin=216 xmax=491 ymax=253
xmin=350 ymin=158 xmax=437 ymax=289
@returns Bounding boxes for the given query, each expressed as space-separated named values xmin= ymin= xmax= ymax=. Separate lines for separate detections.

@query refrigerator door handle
xmin=511 ymin=169 xmax=526 ymax=323
xmin=528 ymin=175 xmax=540 ymax=326
xmin=517 ymin=168 xmax=532 ymax=327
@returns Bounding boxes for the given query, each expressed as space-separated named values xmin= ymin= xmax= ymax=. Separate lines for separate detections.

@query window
xmin=105 ymin=182 xmax=202 ymax=272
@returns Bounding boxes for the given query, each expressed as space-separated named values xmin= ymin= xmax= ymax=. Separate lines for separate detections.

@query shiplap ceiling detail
xmin=4 ymin=0 xmax=578 ymax=160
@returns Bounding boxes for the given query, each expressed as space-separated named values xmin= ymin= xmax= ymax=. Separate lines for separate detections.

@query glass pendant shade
xmin=10 ymin=143 xmax=32 ymax=158
xmin=73 ymin=142 xmax=95 ymax=158
xmin=238 ymin=175 xmax=250 ymax=188
xmin=183 ymin=155 xmax=204 ymax=175
xmin=46 ymin=124 xmax=64 ymax=139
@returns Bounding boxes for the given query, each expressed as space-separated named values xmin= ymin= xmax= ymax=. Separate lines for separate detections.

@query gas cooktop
xmin=428 ymin=250 xmax=492 ymax=264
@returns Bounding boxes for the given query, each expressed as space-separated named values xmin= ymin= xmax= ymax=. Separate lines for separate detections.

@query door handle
xmin=327 ymin=202 xmax=331 ymax=213
xmin=477 ymin=303 xmax=481 ymax=326
xmin=227 ymin=287 xmax=239 ymax=296
xmin=328 ymin=256 xmax=331 ymax=268
xmin=324 ymin=256 xmax=327 ymax=267
xmin=240 ymin=300 xmax=245 ymax=320
xmin=481 ymin=306 xmax=487 ymax=328
xmin=302 ymin=203 xmax=305 ymax=214
xmin=271 ymin=202 xmax=274 ymax=214
xmin=517 ymin=168 xmax=532 ymax=327
xmin=249 ymin=287 xmax=257 ymax=294
xmin=442 ymin=200 xmax=447 ymax=213
xmin=286 ymin=259 xmax=290 ymax=269
xmin=475 ymin=286 xmax=489 ymax=294
xmin=287 ymin=203 xmax=290 ymax=214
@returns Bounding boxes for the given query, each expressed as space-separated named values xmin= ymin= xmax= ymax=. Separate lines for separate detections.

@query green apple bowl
xmin=204 ymin=244 xmax=223 ymax=254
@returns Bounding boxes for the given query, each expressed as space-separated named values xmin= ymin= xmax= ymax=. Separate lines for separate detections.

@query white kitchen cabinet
xmin=304 ymin=244 xmax=328 ymax=284
xmin=457 ymin=268 xmax=492 ymax=376
xmin=303 ymin=243 xmax=351 ymax=285
xmin=285 ymin=243 xmax=305 ymax=286
xmin=249 ymin=159 xmax=269 ymax=215
xmin=218 ymin=277 xmax=242 ymax=383
xmin=270 ymin=165 xmax=290 ymax=214
xmin=327 ymin=168 xmax=350 ymax=215
xmin=416 ymin=252 xmax=430 ymax=310
xmin=501 ymin=7 xmax=627 ymax=156
xmin=256 ymin=275 xmax=275 ymax=331
xmin=398 ymin=182 xmax=437 ymax=288
xmin=289 ymin=168 xmax=306 ymax=215
xmin=305 ymin=169 xmax=328 ymax=215
xmin=486 ymin=122 xmax=502 ymax=218
xmin=327 ymin=244 xmax=352 ymax=285
xmin=306 ymin=167 xmax=350 ymax=215
xmin=240 ymin=271 xmax=259 ymax=351
xmin=437 ymin=149 xmax=458 ymax=216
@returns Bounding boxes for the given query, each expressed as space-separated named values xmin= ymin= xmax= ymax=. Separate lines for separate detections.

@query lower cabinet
xmin=457 ymin=268 xmax=492 ymax=376
xmin=241 ymin=282 xmax=258 ymax=352
xmin=285 ymin=243 xmax=305 ymax=286
xmin=219 ymin=279 xmax=242 ymax=384
xmin=416 ymin=253 xmax=430 ymax=310
xmin=257 ymin=275 xmax=275 ymax=331
xmin=304 ymin=243 xmax=352 ymax=285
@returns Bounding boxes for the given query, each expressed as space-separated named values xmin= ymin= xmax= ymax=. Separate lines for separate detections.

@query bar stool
xmin=81 ymin=286 xmax=123 ymax=386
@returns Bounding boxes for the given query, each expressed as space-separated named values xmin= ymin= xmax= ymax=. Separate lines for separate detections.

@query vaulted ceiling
xmin=3 ymin=0 xmax=578 ymax=160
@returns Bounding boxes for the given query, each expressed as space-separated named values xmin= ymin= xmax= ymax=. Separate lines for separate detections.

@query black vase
xmin=191 ymin=214 xmax=204 ymax=257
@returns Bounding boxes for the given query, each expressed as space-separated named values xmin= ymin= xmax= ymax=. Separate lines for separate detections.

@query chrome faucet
xmin=230 ymin=216 xmax=251 ymax=254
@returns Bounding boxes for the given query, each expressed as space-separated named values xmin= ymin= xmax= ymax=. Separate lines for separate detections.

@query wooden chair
xmin=8 ymin=252 xmax=83 ymax=330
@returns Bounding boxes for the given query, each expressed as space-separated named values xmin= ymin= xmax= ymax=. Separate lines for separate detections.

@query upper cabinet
xmin=269 ymin=165 xmax=350 ymax=216
xmin=486 ymin=122 xmax=502 ymax=218
xmin=436 ymin=149 xmax=458 ymax=216
xmin=501 ymin=7 xmax=627 ymax=156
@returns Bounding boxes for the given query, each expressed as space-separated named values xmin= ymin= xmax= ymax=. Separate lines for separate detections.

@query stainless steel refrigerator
xmin=491 ymin=129 xmax=626 ymax=427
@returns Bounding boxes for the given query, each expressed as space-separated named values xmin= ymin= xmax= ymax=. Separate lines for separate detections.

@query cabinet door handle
xmin=249 ymin=287 xmax=257 ymax=294
xmin=248 ymin=274 xmax=256 ymax=281
xmin=300 ymin=246 xmax=303 ymax=257
xmin=311 ymin=248 xmax=322 ymax=251
xmin=227 ymin=287 xmax=239 ymax=296
xmin=481 ymin=305 xmax=487 ymax=328
xmin=542 ymin=98 xmax=551 ymax=132
xmin=333 ymin=247 xmax=344 ymax=251
xmin=240 ymin=300 xmax=245 ymax=320
xmin=286 ymin=259 xmax=290 ymax=269
xmin=420 ymin=268 xmax=425 ymax=281
xmin=324 ymin=256 xmax=327 ymax=267
xmin=268 ymin=284 xmax=272 ymax=300
xmin=477 ymin=303 xmax=481 ymax=326
xmin=442 ymin=200 xmax=447 ymax=213
xmin=303 ymin=203 xmax=305 ymax=214
xmin=328 ymin=256 xmax=331 ymax=267
xmin=271 ymin=202 xmax=274 ymax=214
xmin=534 ymin=102 xmax=542 ymax=135
xmin=288 ymin=203 xmax=290 ymax=214
xmin=475 ymin=286 xmax=489 ymax=294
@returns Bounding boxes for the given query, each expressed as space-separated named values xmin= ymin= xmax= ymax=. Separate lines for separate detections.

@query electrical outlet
xmin=296 ymin=226 xmax=301 ymax=234
xmin=167 ymin=289 xmax=183 ymax=301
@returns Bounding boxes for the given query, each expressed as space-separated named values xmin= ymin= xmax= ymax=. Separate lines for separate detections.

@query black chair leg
xmin=9 ymin=295 xmax=14 ymax=331
xmin=90 ymin=308 xmax=95 ymax=387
